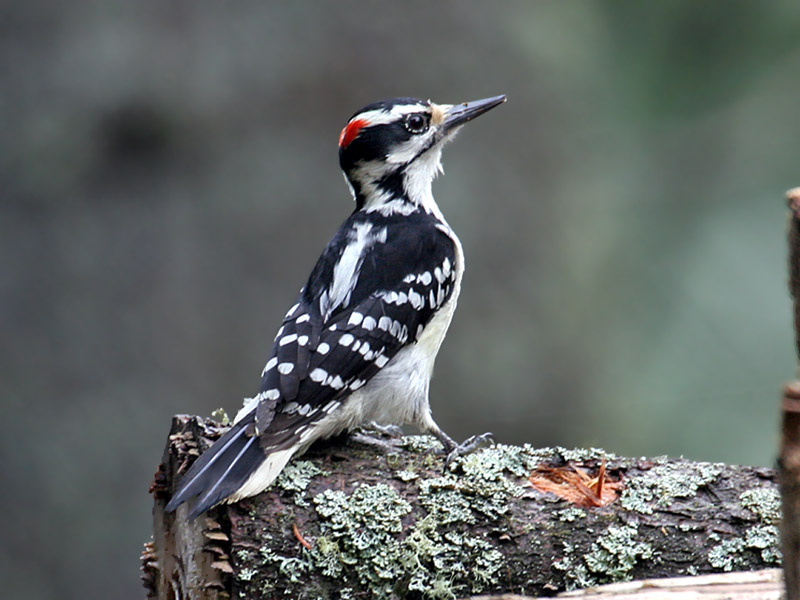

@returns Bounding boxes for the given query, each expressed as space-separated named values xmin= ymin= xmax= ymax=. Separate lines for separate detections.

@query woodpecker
xmin=166 ymin=94 xmax=507 ymax=519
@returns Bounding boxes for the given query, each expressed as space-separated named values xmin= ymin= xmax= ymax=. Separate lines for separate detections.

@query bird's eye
xmin=404 ymin=113 xmax=429 ymax=134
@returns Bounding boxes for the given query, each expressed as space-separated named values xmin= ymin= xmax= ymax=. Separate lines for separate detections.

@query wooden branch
xmin=144 ymin=416 xmax=780 ymax=599
xmin=786 ymin=187 xmax=800 ymax=359
xmin=783 ymin=187 xmax=800 ymax=600
xmin=469 ymin=568 xmax=783 ymax=599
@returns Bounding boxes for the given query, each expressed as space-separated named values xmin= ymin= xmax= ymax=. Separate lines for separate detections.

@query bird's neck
xmin=345 ymin=148 xmax=445 ymax=220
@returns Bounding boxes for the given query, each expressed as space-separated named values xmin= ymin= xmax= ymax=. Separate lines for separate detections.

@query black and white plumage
xmin=166 ymin=95 xmax=506 ymax=519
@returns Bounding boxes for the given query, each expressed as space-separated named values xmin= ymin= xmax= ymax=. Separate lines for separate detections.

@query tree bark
xmin=144 ymin=415 xmax=780 ymax=600
xmin=783 ymin=187 xmax=800 ymax=600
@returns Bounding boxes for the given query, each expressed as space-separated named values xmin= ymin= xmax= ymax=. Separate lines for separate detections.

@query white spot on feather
xmin=279 ymin=333 xmax=297 ymax=346
xmin=310 ymin=368 xmax=328 ymax=382
xmin=408 ymin=288 xmax=424 ymax=309
xmin=323 ymin=400 xmax=341 ymax=413
xmin=262 ymin=356 xmax=278 ymax=375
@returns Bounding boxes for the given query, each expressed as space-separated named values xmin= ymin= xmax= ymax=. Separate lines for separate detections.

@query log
xmin=469 ymin=568 xmax=783 ymax=599
xmin=553 ymin=568 xmax=782 ymax=599
xmin=144 ymin=415 xmax=781 ymax=599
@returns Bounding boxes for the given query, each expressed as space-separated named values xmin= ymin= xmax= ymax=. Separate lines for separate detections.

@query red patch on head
xmin=338 ymin=118 xmax=368 ymax=149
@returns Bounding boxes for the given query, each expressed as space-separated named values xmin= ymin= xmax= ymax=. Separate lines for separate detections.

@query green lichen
xmin=708 ymin=525 xmax=782 ymax=571
xmin=557 ymin=506 xmax=587 ymax=522
xmin=401 ymin=434 xmax=443 ymax=453
xmin=620 ymin=460 xmax=723 ymax=514
xmin=554 ymin=525 xmax=654 ymax=590
xmin=584 ymin=524 xmax=654 ymax=582
xmin=237 ymin=567 xmax=257 ymax=582
xmin=312 ymin=483 xmax=412 ymax=596
xmin=737 ymin=487 xmax=782 ymax=565
xmin=740 ymin=487 xmax=781 ymax=524
xmin=553 ymin=542 xmax=598 ymax=590
xmin=523 ymin=445 xmax=616 ymax=466
xmin=210 ymin=407 xmax=231 ymax=425
xmin=273 ymin=459 xmax=324 ymax=505
xmin=708 ymin=538 xmax=747 ymax=571
xmin=706 ymin=486 xmax=783 ymax=570
xmin=421 ymin=443 xmax=527 ymax=524
xmin=395 ymin=469 xmax=419 ymax=481
xmin=745 ymin=525 xmax=781 ymax=563
xmin=276 ymin=460 xmax=323 ymax=492
xmin=558 ymin=447 xmax=618 ymax=463
xmin=235 ymin=549 xmax=251 ymax=562
xmin=310 ymin=536 xmax=343 ymax=577
xmin=259 ymin=546 xmax=310 ymax=584
xmin=308 ymin=474 xmax=506 ymax=598
xmin=283 ymin=442 xmax=528 ymax=598
xmin=419 ymin=477 xmax=475 ymax=525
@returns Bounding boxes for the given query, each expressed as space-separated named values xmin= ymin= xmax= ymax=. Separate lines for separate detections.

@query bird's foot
xmin=349 ymin=422 xmax=405 ymax=452
xmin=361 ymin=421 xmax=405 ymax=438
xmin=443 ymin=432 xmax=494 ymax=469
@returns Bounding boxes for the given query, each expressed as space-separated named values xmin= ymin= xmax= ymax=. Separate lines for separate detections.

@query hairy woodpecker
xmin=166 ymin=95 xmax=507 ymax=519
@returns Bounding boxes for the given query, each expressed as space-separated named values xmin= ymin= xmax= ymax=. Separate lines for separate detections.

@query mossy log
xmin=144 ymin=415 xmax=781 ymax=600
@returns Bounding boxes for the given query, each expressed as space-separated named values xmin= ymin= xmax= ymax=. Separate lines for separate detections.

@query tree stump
xmin=143 ymin=415 xmax=780 ymax=599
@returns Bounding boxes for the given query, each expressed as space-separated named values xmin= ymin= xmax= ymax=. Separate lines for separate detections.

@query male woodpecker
xmin=166 ymin=95 xmax=507 ymax=519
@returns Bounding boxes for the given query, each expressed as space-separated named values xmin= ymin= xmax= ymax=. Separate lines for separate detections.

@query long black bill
xmin=443 ymin=94 xmax=507 ymax=131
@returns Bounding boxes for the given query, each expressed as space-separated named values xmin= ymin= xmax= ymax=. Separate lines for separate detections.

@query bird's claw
xmin=443 ymin=432 xmax=494 ymax=469
xmin=362 ymin=421 xmax=405 ymax=438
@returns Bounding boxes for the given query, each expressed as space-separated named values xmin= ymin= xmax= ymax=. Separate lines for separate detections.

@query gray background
xmin=2 ymin=2 xmax=799 ymax=598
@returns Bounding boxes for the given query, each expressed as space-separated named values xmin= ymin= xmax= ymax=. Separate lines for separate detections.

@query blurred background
xmin=2 ymin=1 xmax=799 ymax=598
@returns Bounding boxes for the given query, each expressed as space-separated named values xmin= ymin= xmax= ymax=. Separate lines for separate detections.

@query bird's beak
xmin=442 ymin=95 xmax=507 ymax=133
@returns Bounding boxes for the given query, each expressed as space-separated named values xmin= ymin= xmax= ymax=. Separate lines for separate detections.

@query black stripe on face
xmin=339 ymin=122 xmax=412 ymax=171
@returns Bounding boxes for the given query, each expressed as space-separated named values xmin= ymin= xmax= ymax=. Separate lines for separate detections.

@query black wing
xmin=254 ymin=209 xmax=458 ymax=445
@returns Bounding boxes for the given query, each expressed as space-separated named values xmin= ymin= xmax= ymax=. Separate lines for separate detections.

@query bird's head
xmin=338 ymin=95 xmax=506 ymax=212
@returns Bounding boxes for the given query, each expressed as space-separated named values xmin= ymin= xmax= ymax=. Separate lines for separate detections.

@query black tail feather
xmin=165 ymin=414 xmax=265 ymax=519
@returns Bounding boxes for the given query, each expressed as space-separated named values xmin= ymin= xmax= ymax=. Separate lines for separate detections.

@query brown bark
xmin=144 ymin=415 xmax=780 ymax=600
xmin=782 ymin=187 xmax=800 ymax=600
